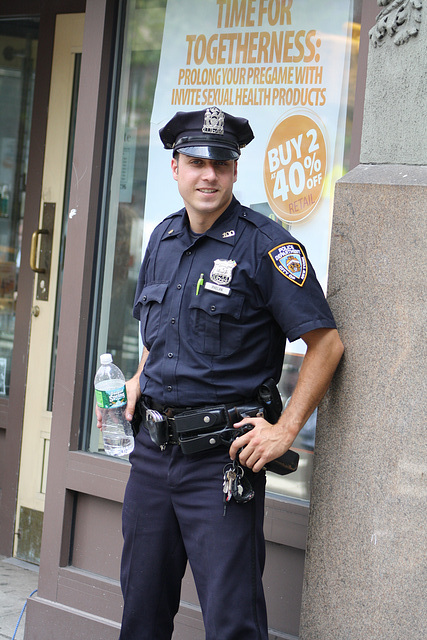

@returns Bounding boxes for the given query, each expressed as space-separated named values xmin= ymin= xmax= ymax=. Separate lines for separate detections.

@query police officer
xmin=112 ymin=107 xmax=344 ymax=639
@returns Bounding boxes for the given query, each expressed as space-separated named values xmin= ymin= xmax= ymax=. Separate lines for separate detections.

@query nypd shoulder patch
xmin=268 ymin=243 xmax=308 ymax=287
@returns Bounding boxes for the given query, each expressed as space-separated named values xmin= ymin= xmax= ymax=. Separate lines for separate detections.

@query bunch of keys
xmin=222 ymin=455 xmax=255 ymax=516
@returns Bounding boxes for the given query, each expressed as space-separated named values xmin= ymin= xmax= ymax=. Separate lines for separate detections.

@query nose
xmin=201 ymin=161 xmax=217 ymax=181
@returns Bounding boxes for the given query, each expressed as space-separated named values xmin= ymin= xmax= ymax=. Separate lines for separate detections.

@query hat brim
xmin=176 ymin=145 xmax=240 ymax=161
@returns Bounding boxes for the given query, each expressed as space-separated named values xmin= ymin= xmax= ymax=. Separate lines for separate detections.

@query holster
xmin=130 ymin=400 xmax=144 ymax=438
xmin=255 ymin=378 xmax=300 ymax=475
xmin=131 ymin=399 xmax=171 ymax=448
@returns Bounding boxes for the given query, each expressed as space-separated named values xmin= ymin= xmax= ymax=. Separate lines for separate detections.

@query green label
xmin=95 ymin=385 xmax=127 ymax=409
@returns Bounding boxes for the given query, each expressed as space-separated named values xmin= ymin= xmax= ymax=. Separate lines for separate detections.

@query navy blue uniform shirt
xmin=133 ymin=197 xmax=336 ymax=407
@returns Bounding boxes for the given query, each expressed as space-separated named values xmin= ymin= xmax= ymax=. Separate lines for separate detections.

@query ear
xmin=233 ymin=160 xmax=238 ymax=184
xmin=171 ymin=156 xmax=178 ymax=181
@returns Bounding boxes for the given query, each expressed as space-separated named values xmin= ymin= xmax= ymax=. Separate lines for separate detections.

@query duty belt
xmin=134 ymin=380 xmax=299 ymax=476
xmin=141 ymin=398 xmax=263 ymax=454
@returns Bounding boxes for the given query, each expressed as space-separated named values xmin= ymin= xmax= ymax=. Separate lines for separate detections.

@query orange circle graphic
xmin=263 ymin=113 xmax=327 ymax=223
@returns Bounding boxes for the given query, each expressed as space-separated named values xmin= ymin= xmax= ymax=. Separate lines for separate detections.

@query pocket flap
xmin=136 ymin=282 xmax=168 ymax=306
xmin=189 ymin=290 xmax=244 ymax=319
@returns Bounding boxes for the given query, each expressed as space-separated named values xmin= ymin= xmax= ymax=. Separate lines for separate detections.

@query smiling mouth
xmin=198 ymin=188 xmax=218 ymax=193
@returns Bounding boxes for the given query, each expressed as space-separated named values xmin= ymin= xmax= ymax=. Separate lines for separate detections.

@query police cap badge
xmin=159 ymin=107 xmax=254 ymax=160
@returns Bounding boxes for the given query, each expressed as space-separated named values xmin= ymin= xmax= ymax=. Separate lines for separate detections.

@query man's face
xmin=171 ymin=153 xmax=237 ymax=222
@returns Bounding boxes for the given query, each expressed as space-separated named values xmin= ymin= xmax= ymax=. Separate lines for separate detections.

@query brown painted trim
xmin=26 ymin=592 xmax=295 ymax=640
xmin=0 ymin=0 xmax=85 ymax=17
xmin=33 ymin=0 xmax=119 ymax=602
xmin=65 ymin=451 xmax=129 ymax=503
xmin=25 ymin=593 xmax=209 ymax=640
xmin=25 ymin=597 xmax=120 ymax=640
xmin=63 ymin=451 xmax=307 ymax=545
xmin=0 ymin=0 xmax=87 ymax=559
xmin=56 ymin=566 xmax=122 ymax=621
xmin=265 ymin=496 xmax=309 ymax=550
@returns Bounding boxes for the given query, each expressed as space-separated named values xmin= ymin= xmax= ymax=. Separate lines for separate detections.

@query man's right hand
xmin=125 ymin=374 xmax=142 ymax=422
xmin=96 ymin=347 xmax=147 ymax=429
xmin=96 ymin=405 xmax=103 ymax=430
xmin=95 ymin=372 xmax=142 ymax=430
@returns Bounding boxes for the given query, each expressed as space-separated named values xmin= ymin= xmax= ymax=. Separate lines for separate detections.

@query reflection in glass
xmin=47 ymin=53 xmax=81 ymax=411
xmin=86 ymin=0 xmax=167 ymax=453
xmin=0 ymin=19 xmax=38 ymax=397
xmin=266 ymin=2 xmax=362 ymax=502
xmin=267 ymin=353 xmax=318 ymax=502
xmin=101 ymin=1 xmax=167 ymax=385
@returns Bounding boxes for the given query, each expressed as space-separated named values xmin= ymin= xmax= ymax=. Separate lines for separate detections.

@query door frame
xmin=26 ymin=0 xmax=121 ymax=610
xmin=0 ymin=0 xmax=85 ymax=558
xmin=13 ymin=11 xmax=85 ymax=564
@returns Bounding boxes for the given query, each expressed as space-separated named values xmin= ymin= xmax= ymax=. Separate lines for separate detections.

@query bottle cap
xmin=100 ymin=353 xmax=113 ymax=365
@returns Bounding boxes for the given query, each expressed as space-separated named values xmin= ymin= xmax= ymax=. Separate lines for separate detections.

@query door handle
xmin=30 ymin=229 xmax=49 ymax=273
xmin=30 ymin=203 xmax=55 ymax=301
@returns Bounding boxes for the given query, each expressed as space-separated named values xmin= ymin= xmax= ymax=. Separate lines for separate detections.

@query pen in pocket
xmin=196 ymin=273 xmax=204 ymax=295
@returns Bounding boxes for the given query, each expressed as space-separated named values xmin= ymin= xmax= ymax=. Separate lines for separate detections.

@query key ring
xmin=223 ymin=461 xmax=244 ymax=476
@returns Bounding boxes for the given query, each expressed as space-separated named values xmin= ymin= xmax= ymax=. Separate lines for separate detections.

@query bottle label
xmin=95 ymin=385 xmax=127 ymax=409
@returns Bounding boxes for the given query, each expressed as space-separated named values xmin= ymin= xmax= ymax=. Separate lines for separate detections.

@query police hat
xmin=159 ymin=107 xmax=254 ymax=160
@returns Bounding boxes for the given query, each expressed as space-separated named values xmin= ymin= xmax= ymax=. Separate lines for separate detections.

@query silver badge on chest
xmin=205 ymin=259 xmax=237 ymax=296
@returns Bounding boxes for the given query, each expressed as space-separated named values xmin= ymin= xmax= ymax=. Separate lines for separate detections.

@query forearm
xmin=130 ymin=346 xmax=149 ymax=383
xmin=277 ymin=328 xmax=344 ymax=443
xmin=125 ymin=346 xmax=149 ymax=420
xmin=230 ymin=328 xmax=343 ymax=471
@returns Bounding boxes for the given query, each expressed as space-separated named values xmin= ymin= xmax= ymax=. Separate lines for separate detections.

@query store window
xmin=85 ymin=0 xmax=167 ymax=454
xmin=0 ymin=18 xmax=39 ymax=398
xmin=86 ymin=0 xmax=361 ymax=503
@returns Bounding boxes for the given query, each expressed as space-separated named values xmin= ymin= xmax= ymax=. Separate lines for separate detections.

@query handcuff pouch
xmin=173 ymin=405 xmax=229 ymax=435
xmin=172 ymin=405 xmax=229 ymax=454
xmin=145 ymin=408 xmax=169 ymax=448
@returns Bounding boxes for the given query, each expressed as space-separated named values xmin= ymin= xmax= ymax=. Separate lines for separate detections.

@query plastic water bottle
xmin=94 ymin=354 xmax=134 ymax=457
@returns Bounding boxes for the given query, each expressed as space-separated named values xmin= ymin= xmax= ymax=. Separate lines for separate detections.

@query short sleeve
xmin=255 ymin=240 xmax=336 ymax=342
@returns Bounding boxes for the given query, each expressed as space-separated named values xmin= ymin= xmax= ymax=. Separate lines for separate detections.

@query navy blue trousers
xmin=119 ymin=425 xmax=268 ymax=640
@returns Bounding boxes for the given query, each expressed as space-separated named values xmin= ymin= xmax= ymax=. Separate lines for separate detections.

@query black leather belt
xmin=137 ymin=385 xmax=300 ymax=475
xmin=147 ymin=398 xmax=257 ymax=418
xmin=149 ymin=400 xmax=194 ymax=419
xmin=141 ymin=397 xmax=264 ymax=454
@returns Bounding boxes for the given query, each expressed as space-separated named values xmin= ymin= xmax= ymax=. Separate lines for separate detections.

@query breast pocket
xmin=134 ymin=282 xmax=168 ymax=349
xmin=188 ymin=291 xmax=245 ymax=356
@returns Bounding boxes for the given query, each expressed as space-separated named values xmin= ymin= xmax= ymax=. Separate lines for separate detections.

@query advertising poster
xmin=144 ymin=0 xmax=353 ymax=354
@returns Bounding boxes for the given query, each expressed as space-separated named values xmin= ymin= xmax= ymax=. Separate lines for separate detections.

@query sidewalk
xmin=0 ymin=556 xmax=39 ymax=640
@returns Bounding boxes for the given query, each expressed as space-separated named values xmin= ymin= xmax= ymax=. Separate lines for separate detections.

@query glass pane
xmin=0 ymin=18 xmax=39 ymax=397
xmin=47 ymin=53 xmax=81 ymax=411
xmin=86 ymin=0 xmax=167 ymax=454
xmin=101 ymin=0 xmax=166 ymax=379
xmin=266 ymin=353 xmax=318 ymax=502
xmin=86 ymin=0 xmax=361 ymax=478
xmin=266 ymin=0 xmax=362 ymax=502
